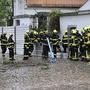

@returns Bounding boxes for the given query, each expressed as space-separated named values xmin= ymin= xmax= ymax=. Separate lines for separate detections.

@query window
xmin=16 ymin=20 xmax=20 ymax=26
xmin=24 ymin=0 xmax=27 ymax=8
xmin=32 ymin=17 xmax=36 ymax=28
xmin=18 ymin=0 xmax=23 ymax=9
xmin=38 ymin=13 xmax=47 ymax=30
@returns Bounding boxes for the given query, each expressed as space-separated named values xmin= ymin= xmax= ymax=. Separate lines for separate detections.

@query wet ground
xmin=0 ymin=54 xmax=90 ymax=90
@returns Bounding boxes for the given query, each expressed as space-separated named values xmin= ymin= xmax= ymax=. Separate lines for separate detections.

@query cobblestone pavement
xmin=0 ymin=54 xmax=90 ymax=90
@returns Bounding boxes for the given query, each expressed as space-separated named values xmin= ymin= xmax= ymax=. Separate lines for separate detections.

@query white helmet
xmin=26 ymin=30 xmax=29 ymax=33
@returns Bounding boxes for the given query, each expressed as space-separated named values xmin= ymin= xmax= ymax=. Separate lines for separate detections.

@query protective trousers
xmin=1 ymin=45 xmax=7 ymax=56
xmin=23 ymin=45 xmax=29 ymax=60
xmin=9 ymin=48 xmax=14 ymax=60
xmin=29 ymin=44 xmax=33 ymax=56
xmin=71 ymin=46 xmax=78 ymax=60
xmin=80 ymin=45 xmax=86 ymax=59
xmin=42 ymin=44 xmax=49 ymax=59
xmin=62 ymin=45 xmax=67 ymax=53
xmin=85 ymin=45 xmax=90 ymax=61
xmin=53 ymin=45 xmax=57 ymax=58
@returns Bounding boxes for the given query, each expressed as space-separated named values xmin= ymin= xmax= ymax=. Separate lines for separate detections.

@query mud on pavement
xmin=0 ymin=54 xmax=90 ymax=90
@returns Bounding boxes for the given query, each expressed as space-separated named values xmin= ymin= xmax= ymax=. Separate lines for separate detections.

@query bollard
xmin=62 ymin=53 xmax=68 ymax=59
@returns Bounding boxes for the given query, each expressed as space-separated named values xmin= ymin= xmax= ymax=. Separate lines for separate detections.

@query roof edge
xmin=26 ymin=4 xmax=82 ymax=8
xmin=61 ymin=9 xmax=90 ymax=16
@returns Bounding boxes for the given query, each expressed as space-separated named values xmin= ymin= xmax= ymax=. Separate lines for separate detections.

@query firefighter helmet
xmin=26 ymin=30 xmax=29 ymax=33
xmin=83 ymin=27 xmax=88 ymax=32
xmin=53 ymin=29 xmax=57 ymax=33
xmin=33 ymin=31 xmax=38 ymax=35
xmin=71 ymin=29 xmax=77 ymax=34
xmin=64 ymin=31 xmax=67 ymax=34
xmin=87 ymin=26 xmax=90 ymax=33
xmin=87 ymin=33 xmax=90 ymax=37
xmin=40 ymin=31 xmax=43 ymax=34
xmin=44 ymin=30 xmax=48 ymax=34
xmin=10 ymin=34 xmax=13 ymax=37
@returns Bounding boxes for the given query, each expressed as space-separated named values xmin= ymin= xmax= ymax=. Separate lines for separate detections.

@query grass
xmin=3 ymin=60 xmax=14 ymax=64
xmin=3 ymin=60 xmax=22 ymax=68
xmin=41 ymin=63 xmax=49 ymax=70
xmin=15 ymin=63 xmax=22 ymax=68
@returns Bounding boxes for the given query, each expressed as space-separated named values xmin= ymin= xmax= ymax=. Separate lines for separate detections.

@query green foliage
xmin=41 ymin=64 xmax=49 ymax=70
xmin=38 ymin=14 xmax=47 ymax=31
xmin=0 ymin=0 xmax=13 ymax=26
xmin=49 ymin=10 xmax=62 ymax=33
xmin=3 ymin=60 xmax=14 ymax=64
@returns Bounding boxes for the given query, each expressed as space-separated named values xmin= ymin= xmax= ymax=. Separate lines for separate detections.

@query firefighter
xmin=84 ymin=27 xmax=90 ymax=61
xmin=50 ymin=29 xmax=60 ymax=58
xmin=0 ymin=33 xmax=7 ymax=57
xmin=33 ymin=31 xmax=39 ymax=43
xmin=76 ymin=30 xmax=82 ymax=56
xmin=8 ymin=34 xmax=15 ymax=61
xmin=32 ymin=31 xmax=39 ymax=55
xmin=42 ymin=30 xmax=49 ymax=60
xmin=39 ymin=31 xmax=44 ymax=54
xmin=39 ymin=31 xmax=44 ymax=44
xmin=62 ymin=31 xmax=68 ymax=53
xmin=28 ymin=30 xmax=34 ymax=57
xmin=79 ymin=29 xmax=86 ymax=61
xmin=0 ymin=34 xmax=1 ymax=41
xmin=70 ymin=29 xmax=79 ymax=60
xmin=80 ymin=27 xmax=90 ymax=61
xmin=23 ymin=31 xmax=29 ymax=60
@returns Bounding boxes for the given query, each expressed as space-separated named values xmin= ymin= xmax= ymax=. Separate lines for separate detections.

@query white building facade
xmin=1 ymin=0 xmax=87 ymax=55
xmin=60 ymin=0 xmax=90 ymax=37
xmin=13 ymin=0 xmax=81 ymax=27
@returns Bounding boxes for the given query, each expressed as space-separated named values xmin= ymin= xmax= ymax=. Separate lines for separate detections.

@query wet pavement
xmin=0 ymin=54 xmax=90 ymax=90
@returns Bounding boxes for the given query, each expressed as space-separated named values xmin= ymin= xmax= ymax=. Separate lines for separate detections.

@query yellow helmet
xmin=71 ymin=29 xmax=77 ymax=34
xmin=53 ymin=29 xmax=57 ymax=33
xmin=26 ymin=30 xmax=29 ymax=33
xmin=87 ymin=26 xmax=90 ymax=32
xmin=30 ymin=30 xmax=33 ymax=33
xmin=39 ymin=31 xmax=43 ymax=34
xmin=87 ymin=33 xmax=90 ymax=37
xmin=44 ymin=30 xmax=48 ymax=34
xmin=64 ymin=31 xmax=67 ymax=34
xmin=87 ymin=26 xmax=90 ymax=29
xmin=83 ymin=27 xmax=88 ymax=32
xmin=34 ymin=31 xmax=38 ymax=35
xmin=71 ymin=36 xmax=75 ymax=39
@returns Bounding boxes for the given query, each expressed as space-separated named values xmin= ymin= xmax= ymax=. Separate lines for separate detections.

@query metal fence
xmin=0 ymin=26 xmax=29 ymax=55
xmin=0 ymin=26 xmax=63 ymax=59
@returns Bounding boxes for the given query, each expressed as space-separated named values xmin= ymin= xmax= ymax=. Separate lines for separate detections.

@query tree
xmin=0 ymin=0 xmax=13 ymax=26
xmin=49 ymin=10 xmax=62 ymax=33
